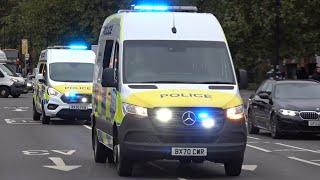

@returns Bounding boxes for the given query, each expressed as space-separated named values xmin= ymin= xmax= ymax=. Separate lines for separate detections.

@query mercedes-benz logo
xmin=182 ymin=111 xmax=197 ymax=126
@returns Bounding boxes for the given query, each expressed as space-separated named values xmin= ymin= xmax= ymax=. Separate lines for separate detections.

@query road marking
xmin=247 ymin=144 xmax=272 ymax=153
xmin=247 ymin=136 xmax=261 ymax=140
xmin=52 ymin=150 xmax=76 ymax=156
xmin=44 ymin=157 xmax=81 ymax=172
xmin=13 ymin=108 xmax=27 ymax=112
xmin=83 ymin=125 xmax=92 ymax=130
xmin=275 ymin=143 xmax=320 ymax=154
xmin=178 ymin=178 xmax=188 ymax=180
xmin=311 ymin=159 xmax=320 ymax=162
xmin=4 ymin=118 xmax=40 ymax=125
xmin=23 ymin=150 xmax=50 ymax=156
xmin=288 ymin=157 xmax=320 ymax=167
xmin=242 ymin=165 xmax=258 ymax=171
xmin=274 ymin=149 xmax=306 ymax=152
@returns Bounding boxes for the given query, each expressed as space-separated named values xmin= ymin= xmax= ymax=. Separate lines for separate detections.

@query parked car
xmin=247 ymin=79 xmax=320 ymax=138
xmin=0 ymin=63 xmax=27 ymax=98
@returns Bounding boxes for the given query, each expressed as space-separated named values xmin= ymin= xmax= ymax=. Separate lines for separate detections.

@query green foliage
xmin=1 ymin=0 xmax=319 ymax=72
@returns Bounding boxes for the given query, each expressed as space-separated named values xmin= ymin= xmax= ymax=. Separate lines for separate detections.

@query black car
xmin=247 ymin=80 xmax=320 ymax=138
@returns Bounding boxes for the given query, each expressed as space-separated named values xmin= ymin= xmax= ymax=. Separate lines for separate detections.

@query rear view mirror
xmin=36 ymin=74 xmax=45 ymax=84
xmin=238 ymin=69 xmax=248 ymax=89
xmin=101 ymin=68 xmax=117 ymax=88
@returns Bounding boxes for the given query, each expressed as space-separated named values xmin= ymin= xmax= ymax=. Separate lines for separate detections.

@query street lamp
xmin=274 ymin=0 xmax=281 ymax=75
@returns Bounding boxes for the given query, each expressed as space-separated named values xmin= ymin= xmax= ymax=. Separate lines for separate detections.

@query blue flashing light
xmin=69 ymin=45 xmax=88 ymax=50
xmin=198 ymin=113 xmax=209 ymax=119
xmin=133 ymin=5 xmax=169 ymax=11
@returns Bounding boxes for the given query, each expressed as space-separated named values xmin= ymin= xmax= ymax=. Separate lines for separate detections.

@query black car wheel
xmin=33 ymin=102 xmax=41 ymax=121
xmin=114 ymin=143 xmax=133 ymax=177
xmin=12 ymin=94 xmax=20 ymax=98
xmin=0 ymin=87 xmax=10 ymax=98
xmin=93 ymin=128 xmax=107 ymax=163
xmin=224 ymin=161 xmax=242 ymax=176
xmin=271 ymin=114 xmax=282 ymax=139
xmin=248 ymin=110 xmax=259 ymax=134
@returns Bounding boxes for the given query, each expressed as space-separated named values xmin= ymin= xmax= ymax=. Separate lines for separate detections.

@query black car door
xmin=259 ymin=82 xmax=274 ymax=129
xmin=251 ymin=81 xmax=268 ymax=127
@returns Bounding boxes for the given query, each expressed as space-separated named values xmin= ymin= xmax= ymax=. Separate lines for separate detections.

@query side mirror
xmin=259 ymin=92 xmax=270 ymax=99
xmin=101 ymin=68 xmax=117 ymax=88
xmin=238 ymin=69 xmax=248 ymax=89
xmin=36 ymin=74 xmax=45 ymax=84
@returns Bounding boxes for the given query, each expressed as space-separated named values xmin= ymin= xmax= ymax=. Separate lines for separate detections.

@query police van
xmin=92 ymin=5 xmax=248 ymax=176
xmin=33 ymin=45 xmax=96 ymax=124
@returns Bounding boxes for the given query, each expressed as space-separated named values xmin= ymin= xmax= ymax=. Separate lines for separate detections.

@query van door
xmin=95 ymin=39 xmax=115 ymax=143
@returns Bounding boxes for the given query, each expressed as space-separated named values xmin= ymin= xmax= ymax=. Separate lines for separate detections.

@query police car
xmin=92 ymin=5 xmax=248 ymax=176
xmin=33 ymin=45 xmax=95 ymax=124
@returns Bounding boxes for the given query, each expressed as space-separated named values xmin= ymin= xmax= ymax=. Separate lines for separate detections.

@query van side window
xmin=43 ymin=64 xmax=48 ymax=80
xmin=0 ymin=71 xmax=4 ymax=78
xmin=113 ymin=42 xmax=119 ymax=80
xmin=103 ymin=40 xmax=114 ymax=69
xmin=39 ymin=64 xmax=45 ymax=74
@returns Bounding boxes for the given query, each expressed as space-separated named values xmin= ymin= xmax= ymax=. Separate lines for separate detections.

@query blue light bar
xmin=133 ymin=5 xmax=169 ymax=11
xmin=68 ymin=45 xmax=88 ymax=50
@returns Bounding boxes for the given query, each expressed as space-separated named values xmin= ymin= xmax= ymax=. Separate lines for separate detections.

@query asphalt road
xmin=0 ymin=93 xmax=320 ymax=180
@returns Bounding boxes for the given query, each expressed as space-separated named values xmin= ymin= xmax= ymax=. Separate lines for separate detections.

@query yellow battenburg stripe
xmin=125 ymin=89 xmax=242 ymax=109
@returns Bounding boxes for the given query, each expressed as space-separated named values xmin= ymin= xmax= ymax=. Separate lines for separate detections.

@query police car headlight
xmin=156 ymin=108 xmax=172 ymax=123
xmin=123 ymin=103 xmax=148 ymax=117
xmin=48 ymin=87 xmax=60 ymax=97
xmin=226 ymin=105 xmax=244 ymax=120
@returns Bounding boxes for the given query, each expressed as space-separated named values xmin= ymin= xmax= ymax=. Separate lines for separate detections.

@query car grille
xmin=148 ymin=107 xmax=225 ymax=133
xmin=299 ymin=111 xmax=319 ymax=120
xmin=60 ymin=94 xmax=92 ymax=104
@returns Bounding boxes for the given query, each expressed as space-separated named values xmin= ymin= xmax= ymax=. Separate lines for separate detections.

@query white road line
xmin=288 ymin=157 xmax=320 ymax=167
xmin=274 ymin=149 xmax=306 ymax=152
xmin=83 ymin=125 xmax=92 ymax=130
xmin=247 ymin=144 xmax=272 ymax=153
xmin=178 ymin=178 xmax=188 ymax=180
xmin=311 ymin=159 xmax=320 ymax=162
xmin=247 ymin=136 xmax=261 ymax=140
xmin=275 ymin=143 xmax=320 ymax=154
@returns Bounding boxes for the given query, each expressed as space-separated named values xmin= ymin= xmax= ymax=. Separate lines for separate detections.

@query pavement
xmin=0 ymin=93 xmax=320 ymax=180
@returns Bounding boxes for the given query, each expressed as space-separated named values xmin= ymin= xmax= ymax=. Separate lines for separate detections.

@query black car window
xmin=256 ymin=81 xmax=268 ymax=93
xmin=265 ymin=83 xmax=273 ymax=93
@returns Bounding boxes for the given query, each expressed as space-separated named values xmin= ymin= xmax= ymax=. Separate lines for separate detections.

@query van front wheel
xmin=0 ymin=87 xmax=10 ymax=98
xmin=114 ymin=144 xmax=133 ymax=177
xmin=224 ymin=161 xmax=242 ymax=176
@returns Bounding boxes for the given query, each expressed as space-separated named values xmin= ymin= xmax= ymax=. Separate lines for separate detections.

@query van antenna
xmin=172 ymin=13 xmax=177 ymax=34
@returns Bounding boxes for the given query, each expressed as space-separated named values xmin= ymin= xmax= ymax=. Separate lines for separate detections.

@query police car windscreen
xmin=275 ymin=83 xmax=320 ymax=99
xmin=49 ymin=63 xmax=93 ymax=82
xmin=123 ymin=41 xmax=235 ymax=84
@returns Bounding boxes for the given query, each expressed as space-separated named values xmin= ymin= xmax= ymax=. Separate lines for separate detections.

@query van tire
xmin=114 ymin=144 xmax=133 ymax=177
xmin=0 ymin=87 xmax=10 ymax=98
xmin=224 ymin=161 xmax=242 ymax=176
xmin=33 ymin=102 xmax=41 ymax=121
xmin=42 ymin=107 xmax=50 ymax=124
xmin=93 ymin=127 xmax=107 ymax=163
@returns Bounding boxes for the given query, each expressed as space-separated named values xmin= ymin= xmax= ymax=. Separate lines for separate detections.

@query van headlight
xmin=48 ymin=87 xmax=60 ymax=97
xmin=123 ymin=103 xmax=148 ymax=117
xmin=279 ymin=109 xmax=298 ymax=116
xmin=226 ymin=105 xmax=244 ymax=120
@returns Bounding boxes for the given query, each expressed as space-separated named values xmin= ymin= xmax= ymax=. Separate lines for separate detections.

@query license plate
xmin=308 ymin=121 xmax=320 ymax=126
xmin=171 ymin=147 xmax=207 ymax=156
xmin=70 ymin=105 xmax=88 ymax=110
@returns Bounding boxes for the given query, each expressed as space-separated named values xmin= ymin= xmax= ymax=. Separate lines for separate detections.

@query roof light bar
xmin=47 ymin=45 xmax=88 ymax=50
xmin=130 ymin=5 xmax=198 ymax=12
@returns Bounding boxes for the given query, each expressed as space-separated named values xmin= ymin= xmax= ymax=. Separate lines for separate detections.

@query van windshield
xmin=123 ymin=41 xmax=236 ymax=84
xmin=49 ymin=63 xmax=93 ymax=82
xmin=0 ymin=64 xmax=18 ymax=77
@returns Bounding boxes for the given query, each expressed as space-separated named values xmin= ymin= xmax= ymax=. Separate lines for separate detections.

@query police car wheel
xmin=93 ymin=128 xmax=107 ymax=163
xmin=248 ymin=110 xmax=259 ymax=134
xmin=33 ymin=103 xmax=41 ymax=121
xmin=0 ymin=87 xmax=10 ymax=98
xmin=41 ymin=109 xmax=50 ymax=124
xmin=224 ymin=161 xmax=242 ymax=176
xmin=114 ymin=144 xmax=133 ymax=177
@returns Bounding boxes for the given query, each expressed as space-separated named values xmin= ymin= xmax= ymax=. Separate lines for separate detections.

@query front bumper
xmin=44 ymin=96 xmax=92 ymax=120
xmin=11 ymin=83 xmax=27 ymax=95
xmin=118 ymin=114 xmax=247 ymax=163
xmin=277 ymin=115 xmax=320 ymax=133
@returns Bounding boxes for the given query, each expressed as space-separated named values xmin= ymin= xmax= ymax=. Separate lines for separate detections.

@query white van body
xmin=0 ymin=63 xmax=26 ymax=98
xmin=33 ymin=47 xmax=96 ymax=123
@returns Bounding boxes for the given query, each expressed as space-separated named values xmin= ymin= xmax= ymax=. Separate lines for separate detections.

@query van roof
xmin=40 ymin=49 xmax=95 ymax=64
xmin=103 ymin=12 xmax=227 ymax=42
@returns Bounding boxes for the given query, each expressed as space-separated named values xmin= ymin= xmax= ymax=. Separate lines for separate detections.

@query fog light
xmin=48 ymin=104 xmax=58 ymax=110
xmin=202 ymin=118 xmax=215 ymax=129
xmin=156 ymin=108 xmax=172 ymax=123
